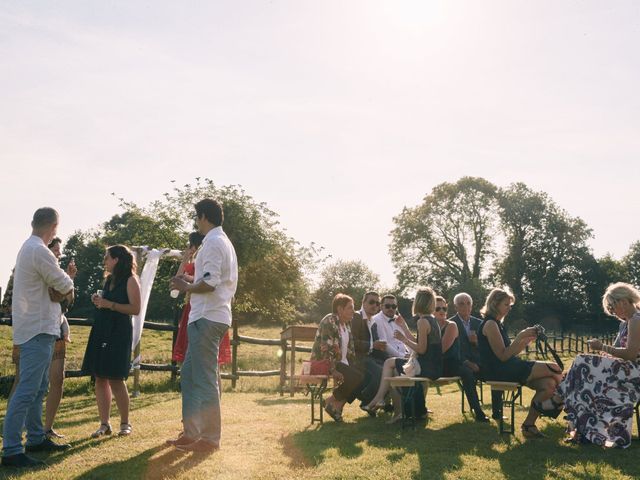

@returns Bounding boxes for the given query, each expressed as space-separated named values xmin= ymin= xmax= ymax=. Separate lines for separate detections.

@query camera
xmin=533 ymin=324 xmax=547 ymax=341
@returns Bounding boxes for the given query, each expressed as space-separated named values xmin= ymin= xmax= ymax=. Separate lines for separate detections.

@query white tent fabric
xmin=131 ymin=247 xmax=182 ymax=367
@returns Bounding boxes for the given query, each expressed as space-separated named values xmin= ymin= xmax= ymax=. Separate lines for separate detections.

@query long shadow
xmin=255 ymin=396 xmax=316 ymax=407
xmin=283 ymin=414 xmax=640 ymax=480
xmin=74 ymin=444 xmax=209 ymax=480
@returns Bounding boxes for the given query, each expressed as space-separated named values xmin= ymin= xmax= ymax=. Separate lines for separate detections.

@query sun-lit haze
xmin=1 ymin=1 xmax=639 ymax=294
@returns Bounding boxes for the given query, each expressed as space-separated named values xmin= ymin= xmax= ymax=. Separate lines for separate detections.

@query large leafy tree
xmin=624 ymin=241 xmax=640 ymax=288
xmin=66 ymin=179 xmax=313 ymax=324
xmin=390 ymin=177 xmax=499 ymax=295
xmin=496 ymin=183 xmax=595 ymax=328
xmin=312 ymin=260 xmax=380 ymax=318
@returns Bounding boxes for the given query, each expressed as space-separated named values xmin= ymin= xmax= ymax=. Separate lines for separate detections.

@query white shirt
xmin=12 ymin=235 xmax=74 ymax=345
xmin=339 ymin=323 xmax=349 ymax=365
xmin=188 ymin=226 xmax=238 ymax=327
xmin=372 ymin=310 xmax=409 ymax=358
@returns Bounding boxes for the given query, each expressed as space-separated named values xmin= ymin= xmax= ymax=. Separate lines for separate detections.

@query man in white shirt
xmin=2 ymin=208 xmax=75 ymax=468
xmin=168 ymin=199 xmax=238 ymax=454
xmin=372 ymin=295 xmax=410 ymax=359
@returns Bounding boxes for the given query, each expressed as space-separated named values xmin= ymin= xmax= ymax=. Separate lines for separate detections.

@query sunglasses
xmin=367 ymin=300 xmax=380 ymax=306
xmin=435 ymin=306 xmax=447 ymax=312
xmin=383 ymin=303 xmax=397 ymax=310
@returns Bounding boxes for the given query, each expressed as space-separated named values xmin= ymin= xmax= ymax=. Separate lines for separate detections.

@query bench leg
xmin=399 ymin=386 xmax=417 ymax=430
xmin=494 ymin=388 xmax=521 ymax=435
xmin=307 ymin=381 xmax=327 ymax=424
xmin=635 ymin=399 xmax=640 ymax=438
xmin=459 ymin=380 xmax=466 ymax=415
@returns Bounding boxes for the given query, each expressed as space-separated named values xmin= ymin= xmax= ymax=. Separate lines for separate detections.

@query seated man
xmin=450 ymin=292 xmax=502 ymax=420
xmin=351 ymin=291 xmax=385 ymax=409
xmin=372 ymin=294 xmax=427 ymax=417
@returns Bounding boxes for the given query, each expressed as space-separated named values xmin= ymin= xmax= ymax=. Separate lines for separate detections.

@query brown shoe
xmin=175 ymin=439 xmax=219 ymax=454
xmin=166 ymin=434 xmax=196 ymax=447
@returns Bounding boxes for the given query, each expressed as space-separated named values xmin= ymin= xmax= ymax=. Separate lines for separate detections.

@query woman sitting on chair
xmin=477 ymin=288 xmax=562 ymax=438
xmin=310 ymin=293 xmax=364 ymax=423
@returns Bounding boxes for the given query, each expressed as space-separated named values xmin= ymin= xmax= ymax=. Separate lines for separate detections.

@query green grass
xmin=1 ymin=326 xmax=640 ymax=479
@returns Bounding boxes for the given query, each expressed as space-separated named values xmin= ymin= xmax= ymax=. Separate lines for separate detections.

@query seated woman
xmin=310 ymin=293 xmax=365 ymax=422
xmin=435 ymin=296 xmax=488 ymax=422
xmin=542 ymin=282 xmax=640 ymax=448
xmin=477 ymin=288 xmax=562 ymax=438
xmin=364 ymin=286 xmax=442 ymax=424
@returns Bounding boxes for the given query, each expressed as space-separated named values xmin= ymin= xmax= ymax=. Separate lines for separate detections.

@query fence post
xmin=231 ymin=320 xmax=239 ymax=389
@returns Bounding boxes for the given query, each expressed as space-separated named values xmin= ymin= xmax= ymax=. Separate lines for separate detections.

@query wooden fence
xmin=0 ymin=316 xmax=312 ymax=394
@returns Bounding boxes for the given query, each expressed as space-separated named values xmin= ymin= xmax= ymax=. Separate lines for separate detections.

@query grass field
xmin=1 ymin=325 xmax=640 ymax=479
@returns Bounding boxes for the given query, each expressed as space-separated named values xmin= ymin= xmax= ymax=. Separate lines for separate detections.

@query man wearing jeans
xmin=168 ymin=198 xmax=238 ymax=453
xmin=2 ymin=208 xmax=75 ymax=468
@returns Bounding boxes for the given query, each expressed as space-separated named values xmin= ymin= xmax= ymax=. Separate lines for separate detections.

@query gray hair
xmin=453 ymin=292 xmax=472 ymax=305
xmin=31 ymin=207 xmax=59 ymax=229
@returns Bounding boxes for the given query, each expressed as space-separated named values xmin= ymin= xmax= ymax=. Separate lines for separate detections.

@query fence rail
xmin=0 ymin=316 xmax=314 ymax=393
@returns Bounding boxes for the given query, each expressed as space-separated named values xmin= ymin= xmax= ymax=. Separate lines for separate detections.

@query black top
xmin=416 ymin=315 xmax=443 ymax=380
xmin=81 ymin=276 xmax=133 ymax=380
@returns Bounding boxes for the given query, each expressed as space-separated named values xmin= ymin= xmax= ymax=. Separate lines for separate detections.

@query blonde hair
xmin=412 ymin=287 xmax=436 ymax=316
xmin=480 ymin=288 xmax=515 ymax=319
xmin=602 ymin=282 xmax=640 ymax=316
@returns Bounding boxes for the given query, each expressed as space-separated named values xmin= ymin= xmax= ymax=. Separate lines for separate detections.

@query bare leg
xmin=95 ymin=376 xmax=113 ymax=425
xmin=366 ymin=358 xmax=398 ymax=409
xmin=522 ymin=377 xmax=557 ymax=427
xmin=45 ymin=357 xmax=65 ymax=431
xmin=109 ymin=379 xmax=130 ymax=425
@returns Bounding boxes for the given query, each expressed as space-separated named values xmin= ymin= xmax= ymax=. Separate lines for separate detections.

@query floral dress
xmin=557 ymin=313 xmax=640 ymax=448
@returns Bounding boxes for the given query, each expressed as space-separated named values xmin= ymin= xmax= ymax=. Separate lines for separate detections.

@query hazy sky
xmin=1 ymin=1 xmax=639 ymax=295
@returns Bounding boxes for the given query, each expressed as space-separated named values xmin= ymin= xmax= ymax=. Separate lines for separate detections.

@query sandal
xmin=386 ymin=414 xmax=403 ymax=425
xmin=324 ymin=403 xmax=343 ymax=423
xmin=521 ymin=424 xmax=546 ymax=438
xmin=361 ymin=402 xmax=385 ymax=415
xmin=91 ymin=423 xmax=112 ymax=438
xmin=532 ymin=396 xmax=564 ymax=419
xmin=46 ymin=428 xmax=65 ymax=439
xmin=118 ymin=423 xmax=133 ymax=436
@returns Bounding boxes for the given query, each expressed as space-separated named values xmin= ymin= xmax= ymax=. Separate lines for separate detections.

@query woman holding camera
xmin=477 ymin=288 xmax=562 ymax=438
xmin=81 ymin=245 xmax=141 ymax=438
xmin=544 ymin=282 xmax=640 ymax=448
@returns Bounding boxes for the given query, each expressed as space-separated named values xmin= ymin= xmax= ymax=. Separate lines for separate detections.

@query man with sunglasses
xmin=372 ymin=294 xmax=427 ymax=417
xmin=351 ymin=292 xmax=385 ymax=411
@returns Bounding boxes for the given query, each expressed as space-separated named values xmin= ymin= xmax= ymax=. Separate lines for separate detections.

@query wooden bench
xmin=293 ymin=374 xmax=332 ymax=424
xmin=485 ymin=381 xmax=522 ymax=434
xmin=388 ymin=376 xmax=463 ymax=428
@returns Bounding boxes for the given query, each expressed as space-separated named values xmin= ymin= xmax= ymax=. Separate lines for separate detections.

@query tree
xmin=66 ymin=179 xmax=314 ymax=324
xmin=496 ymin=183 xmax=595 ymax=328
xmin=624 ymin=241 xmax=640 ymax=287
xmin=312 ymin=260 xmax=380 ymax=318
xmin=390 ymin=177 xmax=499 ymax=295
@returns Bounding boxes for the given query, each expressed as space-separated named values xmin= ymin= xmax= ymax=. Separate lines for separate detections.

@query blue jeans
xmin=181 ymin=318 xmax=228 ymax=446
xmin=2 ymin=333 xmax=55 ymax=457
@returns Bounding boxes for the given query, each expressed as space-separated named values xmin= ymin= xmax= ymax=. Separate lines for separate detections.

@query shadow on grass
xmin=283 ymin=414 xmax=640 ymax=480
xmin=255 ymin=396 xmax=315 ymax=407
xmin=72 ymin=444 xmax=210 ymax=480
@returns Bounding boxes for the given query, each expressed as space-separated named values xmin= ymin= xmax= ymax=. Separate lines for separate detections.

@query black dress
xmin=395 ymin=315 xmax=443 ymax=380
xmin=81 ymin=276 xmax=133 ymax=380
xmin=478 ymin=317 xmax=534 ymax=384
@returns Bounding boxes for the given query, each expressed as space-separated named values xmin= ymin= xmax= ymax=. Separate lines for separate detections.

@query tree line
xmin=54 ymin=177 xmax=638 ymax=333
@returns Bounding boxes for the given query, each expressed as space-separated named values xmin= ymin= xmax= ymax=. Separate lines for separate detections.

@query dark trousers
xmin=354 ymin=356 xmax=382 ymax=405
xmin=333 ymin=362 xmax=365 ymax=403
xmin=444 ymin=360 xmax=483 ymax=414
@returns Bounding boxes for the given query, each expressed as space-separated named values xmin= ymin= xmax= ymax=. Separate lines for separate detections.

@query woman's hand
xmin=92 ymin=294 xmax=111 ymax=309
xmin=393 ymin=330 xmax=406 ymax=343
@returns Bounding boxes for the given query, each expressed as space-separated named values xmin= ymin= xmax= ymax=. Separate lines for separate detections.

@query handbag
xmin=402 ymin=353 xmax=421 ymax=377
xmin=310 ymin=359 xmax=331 ymax=376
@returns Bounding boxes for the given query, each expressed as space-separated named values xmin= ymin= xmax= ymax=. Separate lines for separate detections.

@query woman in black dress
xmin=477 ymin=288 xmax=562 ymax=438
xmin=82 ymin=245 xmax=141 ymax=438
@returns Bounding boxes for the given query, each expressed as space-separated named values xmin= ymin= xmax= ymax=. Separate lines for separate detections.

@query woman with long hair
xmin=81 ymin=245 xmax=141 ymax=438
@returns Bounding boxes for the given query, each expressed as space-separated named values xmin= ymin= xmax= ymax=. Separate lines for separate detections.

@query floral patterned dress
xmin=557 ymin=313 xmax=640 ymax=448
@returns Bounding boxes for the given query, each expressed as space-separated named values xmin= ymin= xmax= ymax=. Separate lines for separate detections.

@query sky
xmin=1 ymin=0 xmax=639 ymax=294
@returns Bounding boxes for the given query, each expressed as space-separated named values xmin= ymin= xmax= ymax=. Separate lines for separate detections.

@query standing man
xmin=2 ymin=208 xmax=75 ymax=468
xmin=168 ymin=199 xmax=238 ymax=453
xmin=450 ymin=292 xmax=501 ymax=420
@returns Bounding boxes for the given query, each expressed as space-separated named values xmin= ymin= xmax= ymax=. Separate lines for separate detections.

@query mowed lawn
xmin=1 ymin=325 xmax=640 ymax=479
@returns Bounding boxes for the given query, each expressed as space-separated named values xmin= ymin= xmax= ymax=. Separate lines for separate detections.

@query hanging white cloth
xmin=130 ymin=247 xmax=183 ymax=368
